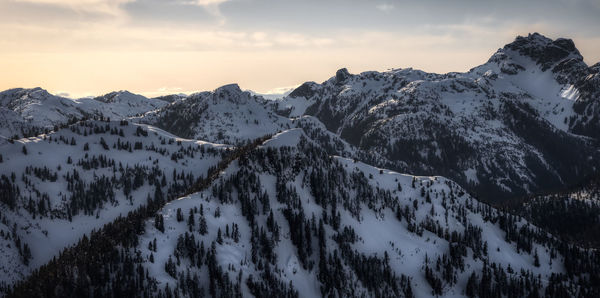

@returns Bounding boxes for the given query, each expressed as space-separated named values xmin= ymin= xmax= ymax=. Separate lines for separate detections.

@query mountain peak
xmin=509 ymin=32 xmax=553 ymax=49
xmin=105 ymin=90 xmax=133 ymax=98
xmin=212 ymin=83 xmax=252 ymax=105
xmin=29 ymin=87 xmax=46 ymax=93
xmin=501 ymin=32 xmax=583 ymax=71
xmin=0 ymin=87 xmax=54 ymax=101
xmin=335 ymin=68 xmax=351 ymax=83
xmin=214 ymin=83 xmax=242 ymax=94
xmin=93 ymin=90 xmax=147 ymax=104
xmin=288 ymin=81 xmax=318 ymax=98
xmin=480 ymin=33 xmax=588 ymax=82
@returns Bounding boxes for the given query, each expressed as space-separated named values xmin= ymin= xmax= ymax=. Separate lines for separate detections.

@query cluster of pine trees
xmin=5 ymin=135 xmax=269 ymax=297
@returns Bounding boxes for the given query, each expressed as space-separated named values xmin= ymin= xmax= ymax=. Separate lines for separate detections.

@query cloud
xmin=185 ymin=0 xmax=229 ymax=6
xmin=375 ymin=3 xmax=394 ymax=13
xmin=11 ymin=0 xmax=133 ymax=16
xmin=248 ymin=85 xmax=298 ymax=100
xmin=55 ymin=92 xmax=71 ymax=98
xmin=176 ymin=0 xmax=230 ymax=20
xmin=262 ymin=85 xmax=298 ymax=95
xmin=120 ymin=0 xmax=231 ymax=26
xmin=6 ymin=0 xmax=233 ymax=26
xmin=139 ymin=87 xmax=189 ymax=97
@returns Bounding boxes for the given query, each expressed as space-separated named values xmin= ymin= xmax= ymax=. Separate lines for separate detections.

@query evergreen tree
xmin=217 ymin=228 xmax=223 ymax=244
xmin=176 ymin=208 xmax=183 ymax=222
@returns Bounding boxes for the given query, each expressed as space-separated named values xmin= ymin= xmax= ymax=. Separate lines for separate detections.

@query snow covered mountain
xmin=141 ymin=84 xmax=292 ymax=144
xmin=0 ymin=88 xmax=169 ymax=142
xmin=136 ymin=33 xmax=600 ymax=203
xmin=7 ymin=129 xmax=600 ymax=297
xmin=288 ymin=33 xmax=600 ymax=202
xmin=141 ymin=85 xmax=404 ymax=174
xmin=89 ymin=90 xmax=170 ymax=120
xmin=5 ymin=33 xmax=596 ymax=204
xmin=0 ymin=120 xmax=227 ymax=288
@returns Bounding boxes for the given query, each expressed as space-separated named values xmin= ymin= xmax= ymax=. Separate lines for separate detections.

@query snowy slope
xmin=0 ymin=120 xmax=226 ymax=287
xmin=130 ymin=129 xmax=571 ymax=297
xmin=5 ymin=129 xmax=599 ymax=297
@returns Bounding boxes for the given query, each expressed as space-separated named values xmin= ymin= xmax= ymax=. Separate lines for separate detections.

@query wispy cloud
xmin=139 ymin=87 xmax=189 ymax=98
xmin=376 ymin=3 xmax=394 ymax=13
xmin=55 ymin=91 xmax=71 ymax=98
xmin=177 ymin=0 xmax=231 ymax=22
xmin=12 ymin=0 xmax=134 ymax=16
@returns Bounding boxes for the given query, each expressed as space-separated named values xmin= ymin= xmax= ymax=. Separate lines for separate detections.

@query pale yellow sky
xmin=1 ymin=0 xmax=599 ymax=98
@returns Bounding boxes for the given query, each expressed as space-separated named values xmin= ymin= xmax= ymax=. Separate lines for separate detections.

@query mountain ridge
xmin=2 ymin=33 xmax=598 ymax=204
xmin=3 ymin=33 xmax=598 ymax=203
xmin=284 ymin=32 xmax=600 ymax=202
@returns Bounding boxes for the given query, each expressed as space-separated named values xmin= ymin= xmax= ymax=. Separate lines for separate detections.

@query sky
xmin=1 ymin=0 xmax=599 ymax=98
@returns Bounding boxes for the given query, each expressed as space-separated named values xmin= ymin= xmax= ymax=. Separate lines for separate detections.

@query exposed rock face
xmin=571 ymin=63 xmax=600 ymax=139
xmin=288 ymin=82 xmax=318 ymax=99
